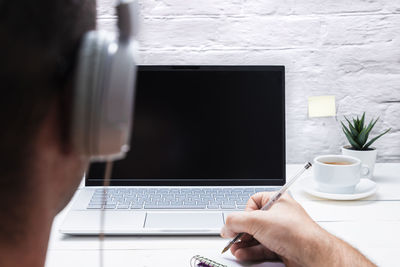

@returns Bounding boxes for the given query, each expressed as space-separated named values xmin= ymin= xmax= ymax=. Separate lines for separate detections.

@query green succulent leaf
xmin=359 ymin=112 xmax=365 ymax=131
xmin=341 ymin=123 xmax=361 ymax=149
xmin=357 ymin=128 xmax=369 ymax=146
xmin=363 ymin=118 xmax=379 ymax=144
xmin=367 ymin=117 xmax=379 ymax=132
xmin=345 ymin=116 xmax=359 ymax=137
xmin=357 ymin=117 xmax=376 ymax=146
xmin=354 ymin=117 xmax=362 ymax=132
xmin=363 ymin=128 xmax=391 ymax=149
xmin=341 ymin=121 xmax=351 ymax=134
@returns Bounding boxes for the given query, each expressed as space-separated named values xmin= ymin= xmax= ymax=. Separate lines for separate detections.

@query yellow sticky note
xmin=308 ymin=95 xmax=336 ymax=117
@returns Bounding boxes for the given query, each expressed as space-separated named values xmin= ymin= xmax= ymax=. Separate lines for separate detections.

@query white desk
xmin=45 ymin=163 xmax=400 ymax=267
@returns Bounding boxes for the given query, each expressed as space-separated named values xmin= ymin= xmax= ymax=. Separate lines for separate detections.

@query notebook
xmin=190 ymin=253 xmax=285 ymax=267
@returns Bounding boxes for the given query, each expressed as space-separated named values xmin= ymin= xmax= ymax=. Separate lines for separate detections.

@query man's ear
xmin=57 ymin=80 xmax=75 ymax=155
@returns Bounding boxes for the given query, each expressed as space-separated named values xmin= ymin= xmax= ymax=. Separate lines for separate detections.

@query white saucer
xmin=301 ymin=175 xmax=377 ymax=200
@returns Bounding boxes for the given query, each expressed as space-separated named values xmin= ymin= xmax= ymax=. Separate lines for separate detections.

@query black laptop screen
xmin=86 ymin=66 xmax=285 ymax=186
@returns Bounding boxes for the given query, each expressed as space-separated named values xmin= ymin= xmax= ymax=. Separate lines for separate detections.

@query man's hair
xmin=0 ymin=0 xmax=96 ymax=241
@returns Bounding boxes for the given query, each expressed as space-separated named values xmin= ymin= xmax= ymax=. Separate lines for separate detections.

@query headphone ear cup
xmin=72 ymin=30 xmax=136 ymax=161
xmin=71 ymin=31 xmax=110 ymax=159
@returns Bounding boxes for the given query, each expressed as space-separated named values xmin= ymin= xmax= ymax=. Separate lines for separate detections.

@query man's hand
xmin=221 ymin=192 xmax=376 ymax=267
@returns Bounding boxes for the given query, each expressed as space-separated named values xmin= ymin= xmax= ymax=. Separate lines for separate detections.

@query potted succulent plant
xmin=340 ymin=112 xmax=390 ymax=178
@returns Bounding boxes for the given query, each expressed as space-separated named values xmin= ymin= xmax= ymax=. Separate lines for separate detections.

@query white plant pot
xmin=341 ymin=145 xmax=377 ymax=179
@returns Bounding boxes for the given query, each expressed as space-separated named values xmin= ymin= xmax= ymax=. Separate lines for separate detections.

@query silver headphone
xmin=71 ymin=0 xmax=139 ymax=162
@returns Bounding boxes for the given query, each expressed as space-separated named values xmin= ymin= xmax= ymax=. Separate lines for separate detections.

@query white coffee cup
xmin=313 ymin=155 xmax=370 ymax=194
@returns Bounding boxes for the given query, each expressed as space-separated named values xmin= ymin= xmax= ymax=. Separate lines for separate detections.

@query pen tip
xmin=221 ymin=246 xmax=229 ymax=254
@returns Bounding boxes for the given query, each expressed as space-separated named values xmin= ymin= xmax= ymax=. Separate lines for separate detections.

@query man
xmin=0 ymin=1 xmax=376 ymax=266
xmin=0 ymin=1 xmax=94 ymax=266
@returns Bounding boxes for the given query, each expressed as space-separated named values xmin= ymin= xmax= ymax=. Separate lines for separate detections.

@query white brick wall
xmin=98 ymin=0 xmax=400 ymax=163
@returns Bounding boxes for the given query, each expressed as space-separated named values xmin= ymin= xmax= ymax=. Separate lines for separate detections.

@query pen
xmin=221 ymin=162 xmax=312 ymax=254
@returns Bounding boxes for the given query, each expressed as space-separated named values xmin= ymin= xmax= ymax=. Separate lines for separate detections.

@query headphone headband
xmin=117 ymin=0 xmax=139 ymax=40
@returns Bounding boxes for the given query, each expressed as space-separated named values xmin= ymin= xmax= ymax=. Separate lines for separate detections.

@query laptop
xmin=60 ymin=65 xmax=286 ymax=235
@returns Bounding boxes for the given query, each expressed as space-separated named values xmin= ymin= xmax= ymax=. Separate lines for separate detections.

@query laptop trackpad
xmin=144 ymin=212 xmax=224 ymax=229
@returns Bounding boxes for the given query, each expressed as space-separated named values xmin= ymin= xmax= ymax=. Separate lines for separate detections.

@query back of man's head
xmin=0 ymin=0 xmax=96 ymax=241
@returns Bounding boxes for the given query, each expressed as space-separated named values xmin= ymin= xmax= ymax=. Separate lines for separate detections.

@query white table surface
xmin=45 ymin=163 xmax=400 ymax=267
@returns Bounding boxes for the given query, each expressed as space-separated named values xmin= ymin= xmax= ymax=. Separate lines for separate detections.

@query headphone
xmin=71 ymin=0 xmax=139 ymax=162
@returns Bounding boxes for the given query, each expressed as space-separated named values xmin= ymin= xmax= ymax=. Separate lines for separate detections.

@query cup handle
xmin=361 ymin=164 xmax=370 ymax=178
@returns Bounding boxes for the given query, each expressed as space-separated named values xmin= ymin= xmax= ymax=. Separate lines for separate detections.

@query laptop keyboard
xmin=87 ymin=187 xmax=279 ymax=210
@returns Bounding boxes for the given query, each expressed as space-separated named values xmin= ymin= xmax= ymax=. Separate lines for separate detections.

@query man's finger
xmin=221 ymin=212 xmax=253 ymax=237
xmin=220 ymin=224 xmax=237 ymax=238
xmin=221 ymin=210 xmax=265 ymax=237
xmin=245 ymin=192 xmax=275 ymax=211
xmin=230 ymin=236 xmax=259 ymax=252
xmin=233 ymin=244 xmax=280 ymax=262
